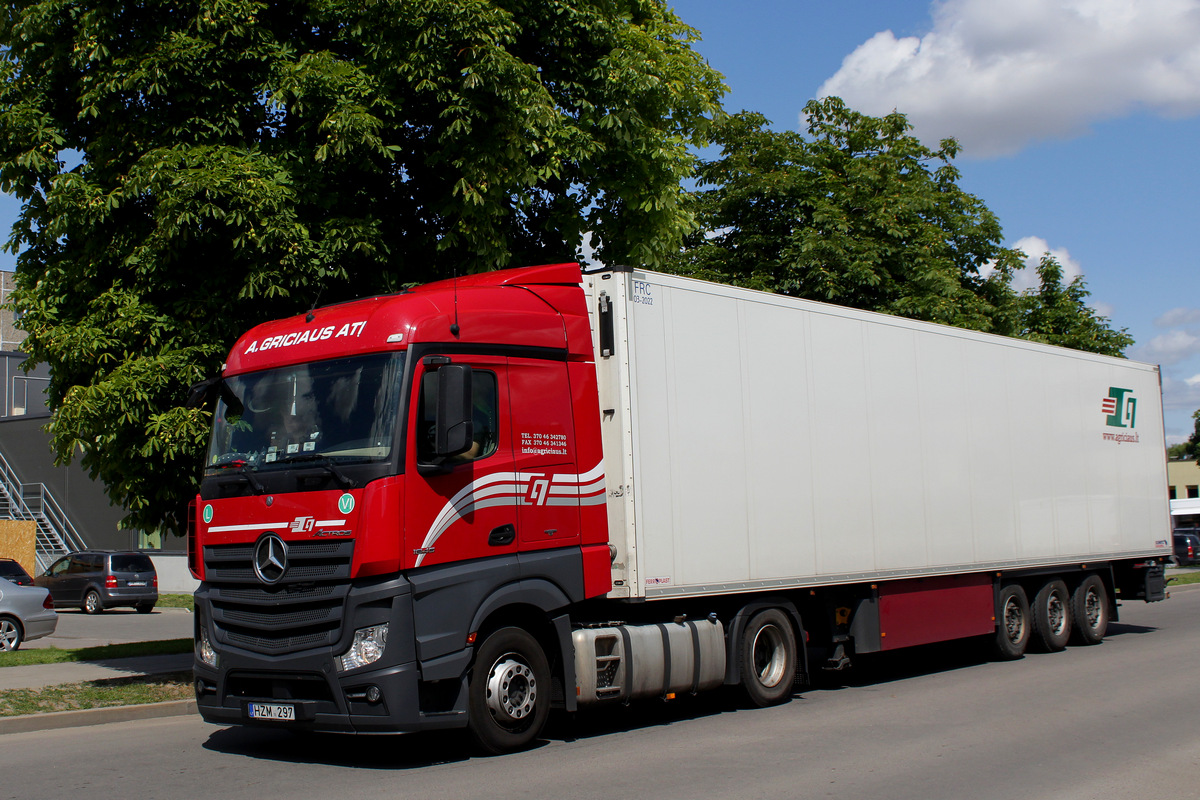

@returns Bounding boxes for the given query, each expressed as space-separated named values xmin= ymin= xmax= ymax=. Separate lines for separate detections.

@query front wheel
xmin=466 ymin=627 xmax=551 ymax=755
xmin=739 ymin=608 xmax=797 ymax=707
xmin=0 ymin=616 xmax=22 ymax=651
xmin=83 ymin=590 xmax=104 ymax=615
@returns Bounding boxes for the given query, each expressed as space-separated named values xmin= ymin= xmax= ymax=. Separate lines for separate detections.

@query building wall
xmin=0 ymin=272 xmax=51 ymax=418
xmin=0 ymin=274 xmax=189 ymax=557
xmin=0 ymin=271 xmax=23 ymax=351
xmin=0 ymin=414 xmax=149 ymax=551
xmin=1167 ymin=460 xmax=1200 ymax=501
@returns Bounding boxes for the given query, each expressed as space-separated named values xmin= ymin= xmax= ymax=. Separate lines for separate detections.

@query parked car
xmin=0 ymin=557 xmax=34 ymax=586
xmin=1175 ymin=532 xmax=1200 ymax=566
xmin=35 ymin=550 xmax=158 ymax=614
xmin=0 ymin=576 xmax=57 ymax=651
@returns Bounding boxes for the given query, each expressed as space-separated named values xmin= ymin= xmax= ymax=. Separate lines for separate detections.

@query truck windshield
xmin=206 ymin=352 xmax=405 ymax=472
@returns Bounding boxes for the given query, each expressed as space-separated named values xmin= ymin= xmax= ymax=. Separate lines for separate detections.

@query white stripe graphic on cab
xmin=415 ymin=462 xmax=605 ymax=566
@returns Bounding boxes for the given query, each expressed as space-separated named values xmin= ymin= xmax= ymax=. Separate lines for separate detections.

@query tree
xmin=1014 ymin=254 xmax=1132 ymax=357
xmin=0 ymin=0 xmax=724 ymax=533
xmin=1172 ymin=408 xmax=1200 ymax=463
xmin=668 ymin=100 xmax=1023 ymax=335
xmin=667 ymin=99 xmax=1132 ymax=358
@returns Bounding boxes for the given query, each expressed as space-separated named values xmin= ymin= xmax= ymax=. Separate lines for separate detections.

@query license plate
xmin=247 ymin=702 xmax=295 ymax=721
xmin=127 ymin=581 xmax=147 ymax=587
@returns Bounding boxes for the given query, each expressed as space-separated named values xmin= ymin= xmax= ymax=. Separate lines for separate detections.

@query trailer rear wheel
xmin=1031 ymin=579 xmax=1072 ymax=652
xmin=992 ymin=584 xmax=1031 ymax=660
xmin=739 ymin=609 xmax=796 ymax=707
xmin=1069 ymin=575 xmax=1108 ymax=646
xmin=466 ymin=627 xmax=550 ymax=755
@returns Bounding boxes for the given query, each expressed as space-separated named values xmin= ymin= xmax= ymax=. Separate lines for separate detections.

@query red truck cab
xmin=191 ymin=264 xmax=610 ymax=746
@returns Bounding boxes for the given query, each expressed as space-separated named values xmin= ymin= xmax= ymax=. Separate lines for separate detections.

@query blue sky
xmin=670 ymin=0 xmax=1200 ymax=443
xmin=3 ymin=0 xmax=1200 ymax=440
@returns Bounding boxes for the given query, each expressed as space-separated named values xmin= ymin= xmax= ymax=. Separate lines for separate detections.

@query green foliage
xmin=1168 ymin=441 xmax=1196 ymax=461
xmin=0 ymin=0 xmax=724 ymax=533
xmin=1174 ymin=408 xmax=1200 ymax=463
xmin=668 ymin=100 xmax=1022 ymax=334
xmin=1013 ymin=254 xmax=1132 ymax=356
xmin=668 ymin=99 xmax=1131 ymax=357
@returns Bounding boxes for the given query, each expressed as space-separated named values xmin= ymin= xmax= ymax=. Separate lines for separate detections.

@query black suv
xmin=36 ymin=551 xmax=158 ymax=614
xmin=1174 ymin=532 xmax=1200 ymax=567
xmin=0 ymin=557 xmax=34 ymax=586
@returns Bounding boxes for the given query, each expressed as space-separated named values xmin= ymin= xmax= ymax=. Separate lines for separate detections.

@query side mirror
xmin=185 ymin=377 xmax=219 ymax=409
xmin=435 ymin=364 xmax=473 ymax=457
xmin=185 ymin=375 xmax=243 ymax=417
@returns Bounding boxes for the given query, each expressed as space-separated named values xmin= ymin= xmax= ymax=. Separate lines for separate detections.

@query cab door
xmin=403 ymin=355 xmax=519 ymax=570
xmin=506 ymin=357 xmax=581 ymax=551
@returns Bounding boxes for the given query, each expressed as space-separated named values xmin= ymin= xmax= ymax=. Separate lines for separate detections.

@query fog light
xmin=366 ymin=685 xmax=382 ymax=704
xmin=196 ymin=625 xmax=219 ymax=668
xmin=335 ymin=624 xmax=389 ymax=672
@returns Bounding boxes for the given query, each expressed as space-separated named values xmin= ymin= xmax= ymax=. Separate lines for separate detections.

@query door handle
xmin=488 ymin=524 xmax=516 ymax=546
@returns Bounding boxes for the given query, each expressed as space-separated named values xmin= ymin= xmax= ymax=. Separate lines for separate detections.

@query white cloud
xmin=1008 ymin=236 xmax=1083 ymax=291
xmin=1135 ymin=329 xmax=1200 ymax=365
xmin=817 ymin=0 xmax=1200 ymax=156
xmin=1156 ymin=307 xmax=1200 ymax=327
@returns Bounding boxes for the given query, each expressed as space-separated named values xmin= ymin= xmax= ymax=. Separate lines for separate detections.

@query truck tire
xmin=1031 ymin=579 xmax=1072 ymax=652
xmin=466 ymin=627 xmax=551 ymax=755
xmin=991 ymin=584 xmax=1031 ymax=660
xmin=1069 ymin=575 xmax=1108 ymax=646
xmin=739 ymin=608 xmax=797 ymax=707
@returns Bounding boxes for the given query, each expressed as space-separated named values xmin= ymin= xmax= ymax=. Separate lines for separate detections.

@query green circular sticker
xmin=338 ymin=493 xmax=355 ymax=515
xmin=202 ymin=504 xmax=213 ymax=524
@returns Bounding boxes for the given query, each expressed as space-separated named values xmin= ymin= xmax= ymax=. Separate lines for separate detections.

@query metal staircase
xmin=0 ymin=449 xmax=86 ymax=572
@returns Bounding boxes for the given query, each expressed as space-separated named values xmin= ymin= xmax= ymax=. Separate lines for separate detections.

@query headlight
xmin=196 ymin=624 xmax=219 ymax=668
xmin=335 ymin=624 xmax=389 ymax=672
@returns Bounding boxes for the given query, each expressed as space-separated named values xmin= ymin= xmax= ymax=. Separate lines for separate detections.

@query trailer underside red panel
xmin=878 ymin=574 xmax=995 ymax=651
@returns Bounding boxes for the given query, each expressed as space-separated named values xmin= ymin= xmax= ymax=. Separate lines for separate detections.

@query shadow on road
xmin=202 ymin=617 xmax=1162 ymax=767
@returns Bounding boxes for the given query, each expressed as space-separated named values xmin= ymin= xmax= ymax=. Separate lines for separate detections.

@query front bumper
xmin=193 ymin=575 xmax=469 ymax=734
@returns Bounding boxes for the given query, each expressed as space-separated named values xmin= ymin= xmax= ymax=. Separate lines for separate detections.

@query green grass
xmin=0 ymin=672 xmax=193 ymax=717
xmin=157 ymin=593 xmax=195 ymax=610
xmin=1167 ymin=570 xmax=1200 ymax=587
xmin=0 ymin=638 xmax=193 ymax=668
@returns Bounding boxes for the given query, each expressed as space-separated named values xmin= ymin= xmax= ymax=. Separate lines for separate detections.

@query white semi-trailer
xmin=192 ymin=264 xmax=1170 ymax=752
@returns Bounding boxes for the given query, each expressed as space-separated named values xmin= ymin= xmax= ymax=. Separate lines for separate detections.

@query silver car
xmin=0 ymin=576 xmax=58 ymax=651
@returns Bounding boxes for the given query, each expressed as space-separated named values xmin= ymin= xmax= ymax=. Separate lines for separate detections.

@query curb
xmin=0 ymin=699 xmax=197 ymax=736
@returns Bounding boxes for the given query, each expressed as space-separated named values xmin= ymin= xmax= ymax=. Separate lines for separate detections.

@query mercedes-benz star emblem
xmin=253 ymin=533 xmax=288 ymax=585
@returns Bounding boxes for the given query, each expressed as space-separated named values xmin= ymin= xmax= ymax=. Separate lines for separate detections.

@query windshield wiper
xmin=274 ymin=453 xmax=358 ymax=490
xmin=210 ymin=461 xmax=267 ymax=495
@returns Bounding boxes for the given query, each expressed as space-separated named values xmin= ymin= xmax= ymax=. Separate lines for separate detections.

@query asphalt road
xmin=5 ymin=586 xmax=1197 ymax=800
xmin=26 ymin=605 xmax=194 ymax=649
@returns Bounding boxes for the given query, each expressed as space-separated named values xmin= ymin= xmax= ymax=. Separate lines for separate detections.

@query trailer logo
xmin=1102 ymin=387 xmax=1136 ymax=428
xmin=1101 ymin=387 xmax=1140 ymax=444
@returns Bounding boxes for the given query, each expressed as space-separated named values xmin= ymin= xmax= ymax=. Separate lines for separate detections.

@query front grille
xmin=204 ymin=540 xmax=354 ymax=656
